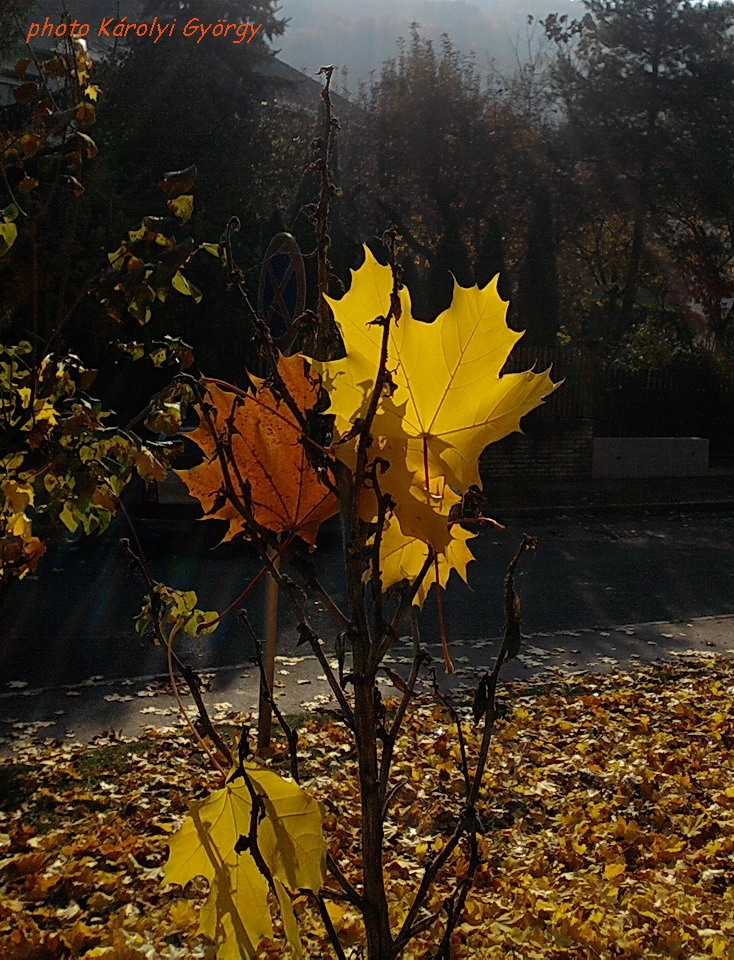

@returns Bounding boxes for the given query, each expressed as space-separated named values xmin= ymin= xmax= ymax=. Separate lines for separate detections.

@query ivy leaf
xmin=178 ymin=355 xmax=337 ymax=544
xmin=76 ymin=132 xmax=98 ymax=160
xmin=144 ymin=401 xmax=182 ymax=435
xmin=158 ymin=164 xmax=197 ymax=198
xmin=73 ymin=101 xmax=95 ymax=130
xmin=171 ymin=269 xmax=202 ymax=302
xmin=131 ymin=446 xmax=168 ymax=483
xmin=134 ymin=584 xmax=218 ymax=639
xmin=164 ymin=764 xmax=325 ymax=960
xmin=14 ymin=58 xmax=32 ymax=80
xmin=17 ymin=177 xmax=39 ymax=194
xmin=13 ymin=81 xmax=38 ymax=104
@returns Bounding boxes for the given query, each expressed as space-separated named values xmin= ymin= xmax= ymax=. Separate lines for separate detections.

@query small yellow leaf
xmin=710 ymin=934 xmax=728 ymax=957
xmin=0 ymin=220 xmax=18 ymax=257
xmin=59 ymin=503 xmax=78 ymax=533
xmin=604 ymin=862 xmax=626 ymax=880
xmin=132 ymin=447 xmax=167 ymax=483
xmin=168 ymin=194 xmax=194 ymax=223
xmin=171 ymin=270 xmax=202 ymax=303
xmin=375 ymin=512 xmax=475 ymax=606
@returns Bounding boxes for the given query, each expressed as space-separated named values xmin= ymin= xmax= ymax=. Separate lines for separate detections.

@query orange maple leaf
xmin=178 ymin=355 xmax=337 ymax=545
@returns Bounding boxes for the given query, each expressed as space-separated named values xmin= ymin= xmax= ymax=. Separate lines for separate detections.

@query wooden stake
xmin=257 ymin=549 xmax=280 ymax=751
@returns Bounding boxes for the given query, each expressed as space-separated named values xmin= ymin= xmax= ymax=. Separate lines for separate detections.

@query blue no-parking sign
xmin=257 ymin=232 xmax=306 ymax=347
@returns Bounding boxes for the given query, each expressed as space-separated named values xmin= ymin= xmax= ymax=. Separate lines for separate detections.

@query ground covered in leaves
xmin=2 ymin=655 xmax=733 ymax=959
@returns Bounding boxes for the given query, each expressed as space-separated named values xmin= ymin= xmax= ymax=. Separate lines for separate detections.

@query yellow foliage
xmin=4 ymin=659 xmax=734 ymax=958
xmin=375 ymin=512 xmax=475 ymax=606
xmin=164 ymin=763 xmax=326 ymax=960
xmin=316 ymin=247 xmax=559 ymax=597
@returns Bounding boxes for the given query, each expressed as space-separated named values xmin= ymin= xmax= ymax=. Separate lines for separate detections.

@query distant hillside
xmin=277 ymin=0 xmax=581 ymax=89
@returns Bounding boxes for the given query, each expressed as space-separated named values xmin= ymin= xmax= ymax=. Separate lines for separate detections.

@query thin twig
xmin=326 ymin=853 xmax=363 ymax=906
xmin=164 ymin=618 xmax=227 ymax=781
xmin=120 ymin=525 xmax=232 ymax=765
xmin=240 ymin=611 xmax=300 ymax=782
xmin=313 ymin=893 xmax=348 ymax=960
xmin=429 ymin=666 xmax=471 ymax=796
xmin=379 ymin=609 xmax=429 ymax=812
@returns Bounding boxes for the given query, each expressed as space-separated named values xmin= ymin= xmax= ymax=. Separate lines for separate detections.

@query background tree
xmin=343 ymin=27 xmax=560 ymax=334
xmin=0 ymin=24 xmax=188 ymax=587
xmin=88 ymin=0 xmax=291 ymax=386
xmin=344 ymin=29 xmax=503 ymax=315
xmin=545 ymin=0 xmax=734 ymax=344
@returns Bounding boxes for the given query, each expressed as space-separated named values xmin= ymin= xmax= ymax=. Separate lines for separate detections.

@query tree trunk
xmin=354 ymin=672 xmax=394 ymax=960
xmin=618 ymin=201 xmax=646 ymax=335
xmin=340 ymin=458 xmax=394 ymax=960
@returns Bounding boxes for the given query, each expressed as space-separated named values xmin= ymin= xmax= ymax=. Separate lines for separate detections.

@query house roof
xmin=252 ymin=55 xmax=354 ymax=117
xmin=1 ymin=40 xmax=354 ymax=117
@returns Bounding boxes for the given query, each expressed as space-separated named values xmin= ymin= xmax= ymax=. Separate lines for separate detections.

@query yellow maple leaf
xmin=164 ymin=763 xmax=326 ymax=960
xmin=317 ymin=246 xmax=559 ymax=490
xmin=314 ymin=251 xmax=413 ymax=435
xmin=337 ymin=434 xmax=456 ymax=555
xmin=316 ymin=248 xmax=558 ymax=490
xmin=375 ymin=512 xmax=475 ymax=606
xmin=376 ymin=436 xmax=459 ymax=554
xmin=362 ymin=439 xmax=467 ymax=606
xmin=317 ymin=246 xmax=558 ymax=598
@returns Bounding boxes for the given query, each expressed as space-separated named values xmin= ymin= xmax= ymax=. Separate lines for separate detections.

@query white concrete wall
xmin=593 ymin=437 xmax=709 ymax=478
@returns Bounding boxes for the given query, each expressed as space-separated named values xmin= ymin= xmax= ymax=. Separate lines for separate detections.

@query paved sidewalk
xmin=3 ymin=613 xmax=732 ymax=756
xmin=3 ymin=465 xmax=733 ymax=757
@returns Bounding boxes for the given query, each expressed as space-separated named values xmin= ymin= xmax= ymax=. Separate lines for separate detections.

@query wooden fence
xmin=594 ymin=361 xmax=734 ymax=457
xmin=485 ymin=346 xmax=734 ymax=478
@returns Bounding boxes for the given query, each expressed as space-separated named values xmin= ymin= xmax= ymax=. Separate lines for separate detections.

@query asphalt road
xmin=2 ymin=510 xmax=734 ymax=690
